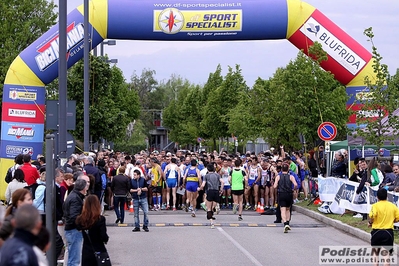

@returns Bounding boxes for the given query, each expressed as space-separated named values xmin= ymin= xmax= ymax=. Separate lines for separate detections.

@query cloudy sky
xmin=66 ymin=0 xmax=399 ymax=87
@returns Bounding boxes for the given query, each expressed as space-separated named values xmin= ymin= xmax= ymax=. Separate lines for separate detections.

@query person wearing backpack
xmin=4 ymin=154 xmax=24 ymax=184
xmin=97 ymin=159 xmax=108 ymax=212
xmin=5 ymin=169 xmax=27 ymax=205
xmin=83 ymin=156 xmax=102 ymax=201
xmin=32 ymin=171 xmax=46 ymax=226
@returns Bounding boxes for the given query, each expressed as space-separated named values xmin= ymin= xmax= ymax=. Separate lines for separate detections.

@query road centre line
xmin=217 ymin=227 xmax=263 ymax=266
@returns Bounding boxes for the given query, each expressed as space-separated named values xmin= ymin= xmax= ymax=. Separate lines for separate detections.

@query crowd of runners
xmin=72 ymin=146 xmax=311 ymax=224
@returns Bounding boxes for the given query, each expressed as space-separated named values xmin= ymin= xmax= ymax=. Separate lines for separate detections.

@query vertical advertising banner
xmin=0 ymin=84 xmax=45 ymax=160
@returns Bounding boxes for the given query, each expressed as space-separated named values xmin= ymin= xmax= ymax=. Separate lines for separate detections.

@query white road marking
xmin=217 ymin=227 xmax=263 ymax=266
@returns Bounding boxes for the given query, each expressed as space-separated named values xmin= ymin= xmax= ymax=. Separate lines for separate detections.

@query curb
xmin=292 ymin=205 xmax=371 ymax=243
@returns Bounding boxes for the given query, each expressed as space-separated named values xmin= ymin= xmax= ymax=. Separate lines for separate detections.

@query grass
xmin=295 ymin=199 xmax=399 ymax=245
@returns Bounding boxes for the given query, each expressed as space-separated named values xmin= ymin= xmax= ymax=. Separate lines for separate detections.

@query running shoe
xmin=166 ymin=205 xmax=170 ymax=210
xmin=200 ymin=202 xmax=207 ymax=211
xmin=232 ymin=204 xmax=238 ymax=214
xmin=161 ymin=204 xmax=166 ymax=210
xmin=188 ymin=206 xmax=193 ymax=212
xmin=228 ymin=204 xmax=232 ymax=209
xmin=244 ymin=205 xmax=251 ymax=211
xmin=191 ymin=212 xmax=196 ymax=217
xmin=215 ymin=204 xmax=220 ymax=215
xmin=210 ymin=224 xmax=215 ymax=229
xmin=253 ymin=206 xmax=257 ymax=211
xmin=238 ymin=215 xmax=243 ymax=221
xmin=284 ymin=225 xmax=290 ymax=233
xmin=132 ymin=227 xmax=140 ymax=232
xmin=173 ymin=207 xmax=177 ymax=211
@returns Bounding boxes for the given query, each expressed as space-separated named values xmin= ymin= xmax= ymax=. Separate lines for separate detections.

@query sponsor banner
xmin=153 ymin=9 xmax=242 ymax=34
xmin=300 ymin=16 xmax=366 ymax=76
xmin=318 ymin=177 xmax=399 ymax=217
xmin=335 ymin=182 xmax=369 ymax=214
xmin=2 ymin=102 xmax=45 ymax=123
xmin=346 ymin=86 xmax=370 ymax=105
xmin=0 ymin=140 xmax=43 ymax=160
xmin=349 ymin=148 xmax=390 ymax=159
xmin=289 ymin=9 xmax=371 ymax=85
xmin=347 ymin=103 xmax=388 ymax=124
xmin=318 ymin=176 xmax=345 ymax=202
xmin=107 ymin=0 xmax=288 ymax=40
xmin=2 ymin=84 xmax=45 ymax=105
xmin=18 ymin=9 xmax=103 ymax=85
xmin=1 ymin=122 xmax=44 ymax=143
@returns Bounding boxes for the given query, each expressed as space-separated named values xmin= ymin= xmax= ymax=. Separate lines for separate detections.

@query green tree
xmin=352 ymin=28 xmax=399 ymax=149
xmin=260 ymin=43 xmax=349 ymax=150
xmin=228 ymin=77 xmax=270 ymax=142
xmin=178 ymin=85 xmax=203 ymax=145
xmin=65 ymin=56 xmax=140 ymax=143
xmin=0 ymin=0 xmax=57 ymax=103
xmin=129 ymin=69 xmax=159 ymax=132
xmin=199 ymin=65 xmax=224 ymax=148
xmin=114 ymin=119 xmax=147 ymax=153
xmin=162 ymin=81 xmax=196 ymax=146
xmin=201 ymin=65 xmax=247 ymax=149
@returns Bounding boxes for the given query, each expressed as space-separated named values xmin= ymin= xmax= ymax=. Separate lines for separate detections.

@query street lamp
xmin=100 ymin=40 xmax=116 ymax=57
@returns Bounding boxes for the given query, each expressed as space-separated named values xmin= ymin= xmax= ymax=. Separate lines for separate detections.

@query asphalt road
xmin=104 ymin=208 xmax=369 ymax=266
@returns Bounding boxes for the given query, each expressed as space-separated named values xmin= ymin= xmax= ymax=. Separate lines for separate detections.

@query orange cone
xmin=129 ymin=202 xmax=134 ymax=213
xmin=259 ymin=204 xmax=264 ymax=214
xmin=256 ymin=202 xmax=261 ymax=213
xmin=125 ymin=202 xmax=129 ymax=210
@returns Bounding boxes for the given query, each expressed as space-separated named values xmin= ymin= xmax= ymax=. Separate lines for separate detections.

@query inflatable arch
xmin=0 ymin=0 xmax=375 ymax=195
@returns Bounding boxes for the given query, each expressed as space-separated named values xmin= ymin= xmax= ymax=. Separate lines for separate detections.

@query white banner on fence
xmin=318 ymin=176 xmax=399 ymax=215
xmin=317 ymin=176 xmax=345 ymax=202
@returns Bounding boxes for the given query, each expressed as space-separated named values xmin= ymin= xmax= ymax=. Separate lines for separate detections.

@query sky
xmin=65 ymin=0 xmax=399 ymax=87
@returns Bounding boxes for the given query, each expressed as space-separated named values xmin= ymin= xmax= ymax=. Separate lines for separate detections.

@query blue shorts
xmin=166 ymin=179 xmax=177 ymax=188
xmin=300 ymin=169 xmax=306 ymax=181
xmin=248 ymin=180 xmax=260 ymax=187
xmin=223 ymin=185 xmax=231 ymax=190
xmin=186 ymin=181 xmax=199 ymax=192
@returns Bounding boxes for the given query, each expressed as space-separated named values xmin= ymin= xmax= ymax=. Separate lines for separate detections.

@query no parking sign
xmin=318 ymin=122 xmax=337 ymax=141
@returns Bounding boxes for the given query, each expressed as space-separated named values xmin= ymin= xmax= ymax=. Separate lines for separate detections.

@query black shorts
xmin=152 ymin=186 xmax=162 ymax=194
xmin=278 ymin=192 xmax=293 ymax=208
xmin=371 ymin=229 xmax=394 ymax=247
xmin=232 ymin=190 xmax=244 ymax=196
xmin=206 ymin=190 xmax=220 ymax=202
